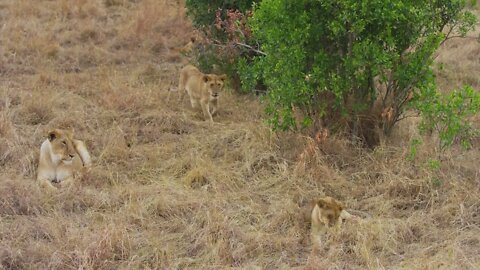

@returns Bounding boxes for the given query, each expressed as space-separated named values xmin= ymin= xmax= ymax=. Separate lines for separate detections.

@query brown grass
xmin=0 ymin=1 xmax=479 ymax=269
xmin=436 ymin=25 xmax=480 ymax=91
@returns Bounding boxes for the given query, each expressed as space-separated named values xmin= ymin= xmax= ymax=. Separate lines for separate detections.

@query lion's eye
xmin=62 ymin=141 xmax=67 ymax=145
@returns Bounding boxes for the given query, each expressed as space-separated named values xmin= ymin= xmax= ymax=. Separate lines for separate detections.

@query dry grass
xmin=435 ymin=30 xmax=480 ymax=91
xmin=0 ymin=1 xmax=479 ymax=269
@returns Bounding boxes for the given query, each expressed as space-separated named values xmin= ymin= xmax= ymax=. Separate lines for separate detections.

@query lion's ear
xmin=203 ymin=75 xmax=210 ymax=83
xmin=219 ymin=74 xmax=227 ymax=81
xmin=48 ymin=130 xmax=59 ymax=141
xmin=332 ymin=198 xmax=344 ymax=211
xmin=317 ymin=199 xmax=327 ymax=209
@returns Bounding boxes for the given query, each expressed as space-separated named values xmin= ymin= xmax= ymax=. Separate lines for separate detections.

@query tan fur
xmin=37 ymin=129 xmax=91 ymax=191
xmin=170 ymin=65 xmax=227 ymax=123
xmin=170 ymin=37 xmax=196 ymax=55
xmin=175 ymin=37 xmax=196 ymax=55
xmin=308 ymin=196 xmax=361 ymax=248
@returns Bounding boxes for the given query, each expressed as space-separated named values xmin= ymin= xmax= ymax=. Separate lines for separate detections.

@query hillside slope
xmin=0 ymin=1 xmax=479 ymax=269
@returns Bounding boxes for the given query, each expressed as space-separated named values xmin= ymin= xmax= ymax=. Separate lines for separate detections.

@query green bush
xmin=242 ymin=0 xmax=476 ymax=142
xmin=415 ymin=85 xmax=480 ymax=151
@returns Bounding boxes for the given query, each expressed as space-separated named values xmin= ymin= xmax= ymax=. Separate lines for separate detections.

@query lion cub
xmin=174 ymin=37 xmax=196 ymax=55
xmin=37 ymin=129 xmax=91 ymax=190
xmin=176 ymin=65 xmax=227 ymax=123
xmin=308 ymin=196 xmax=358 ymax=248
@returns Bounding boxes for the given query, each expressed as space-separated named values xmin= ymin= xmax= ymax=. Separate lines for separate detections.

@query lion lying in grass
xmin=37 ymin=129 xmax=91 ymax=190
xmin=307 ymin=196 xmax=364 ymax=249
xmin=172 ymin=37 xmax=196 ymax=55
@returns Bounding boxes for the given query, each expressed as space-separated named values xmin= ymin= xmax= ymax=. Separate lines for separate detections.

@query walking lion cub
xmin=172 ymin=65 xmax=227 ymax=123
xmin=37 ymin=129 xmax=91 ymax=190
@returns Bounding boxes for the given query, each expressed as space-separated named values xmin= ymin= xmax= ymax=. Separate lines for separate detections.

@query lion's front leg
xmin=37 ymin=168 xmax=57 ymax=191
xmin=310 ymin=229 xmax=323 ymax=252
xmin=210 ymin=98 xmax=218 ymax=116
xmin=56 ymin=166 xmax=80 ymax=189
xmin=200 ymin=100 xmax=214 ymax=123
xmin=310 ymin=224 xmax=322 ymax=248
xmin=37 ymin=177 xmax=57 ymax=191
xmin=60 ymin=177 xmax=74 ymax=189
xmin=190 ymin=98 xmax=199 ymax=109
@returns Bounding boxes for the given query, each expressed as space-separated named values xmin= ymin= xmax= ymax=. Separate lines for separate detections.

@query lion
xmin=175 ymin=37 xmax=196 ymax=55
xmin=306 ymin=196 xmax=362 ymax=249
xmin=170 ymin=37 xmax=196 ymax=55
xmin=170 ymin=64 xmax=227 ymax=123
xmin=37 ymin=129 xmax=91 ymax=190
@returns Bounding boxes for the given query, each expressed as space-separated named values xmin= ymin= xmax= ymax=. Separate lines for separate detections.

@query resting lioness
xmin=37 ymin=129 xmax=91 ymax=190
xmin=174 ymin=65 xmax=227 ymax=123
xmin=307 ymin=196 xmax=361 ymax=248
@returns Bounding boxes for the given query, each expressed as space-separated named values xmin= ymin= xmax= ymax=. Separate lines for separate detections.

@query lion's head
xmin=203 ymin=74 xmax=227 ymax=98
xmin=47 ymin=129 xmax=77 ymax=165
xmin=314 ymin=196 xmax=344 ymax=227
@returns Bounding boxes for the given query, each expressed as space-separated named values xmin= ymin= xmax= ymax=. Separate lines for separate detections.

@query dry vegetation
xmin=0 ymin=1 xmax=479 ymax=269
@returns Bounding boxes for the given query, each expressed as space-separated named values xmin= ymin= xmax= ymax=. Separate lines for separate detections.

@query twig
xmin=396 ymin=112 xmax=421 ymax=122
xmin=210 ymin=40 xmax=267 ymax=56
xmin=233 ymin=42 xmax=267 ymax=56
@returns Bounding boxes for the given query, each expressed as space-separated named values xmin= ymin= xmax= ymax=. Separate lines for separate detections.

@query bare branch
xmin=396 ymin=112 xmax=421 ymax=122
xmin=234 ymin=42 xmax=267 ymax=56
xmin=210 ymin=40 xmax=267 ymax=56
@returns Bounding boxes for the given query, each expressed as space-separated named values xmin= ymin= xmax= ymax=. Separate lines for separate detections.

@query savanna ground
xmin=0 ymin=1 xmax=479 ymax=269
